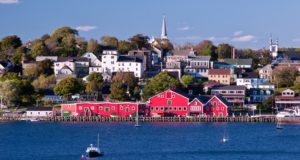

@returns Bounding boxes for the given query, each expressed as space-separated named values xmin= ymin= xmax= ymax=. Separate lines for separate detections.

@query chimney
xmin=232 ymin=47 xmax=236 ymax=59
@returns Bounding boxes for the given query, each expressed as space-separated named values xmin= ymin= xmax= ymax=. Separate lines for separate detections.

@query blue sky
xmin=1 ymin=0 xmax=300 ymax=49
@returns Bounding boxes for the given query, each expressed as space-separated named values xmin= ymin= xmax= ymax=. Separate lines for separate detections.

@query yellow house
xmin=208 ymin=69 xmax=233 ymax=85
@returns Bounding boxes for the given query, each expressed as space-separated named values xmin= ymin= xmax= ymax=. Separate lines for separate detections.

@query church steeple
xmin=161 ymin=16 xmax=168 ymax=40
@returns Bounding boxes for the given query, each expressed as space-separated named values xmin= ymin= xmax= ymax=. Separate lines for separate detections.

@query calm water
xmin=0 ymin=121 xmax=299 ymax=160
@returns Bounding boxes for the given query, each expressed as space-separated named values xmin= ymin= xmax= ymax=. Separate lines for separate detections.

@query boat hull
xmin=277 ymin=117 xmax=300 ymax=123
xmin=86 ymin=151 xmax=104 ymax=158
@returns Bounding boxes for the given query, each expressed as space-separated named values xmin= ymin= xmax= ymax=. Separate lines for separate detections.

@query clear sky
xmin=1 ymin=0 xmax=300 ymax=49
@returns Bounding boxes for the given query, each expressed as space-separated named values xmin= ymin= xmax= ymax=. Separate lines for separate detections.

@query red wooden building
xmin=61 ymin=102 xmax=147 ymax=117
xmin=148 ymin=89 xmax=229 ymax=117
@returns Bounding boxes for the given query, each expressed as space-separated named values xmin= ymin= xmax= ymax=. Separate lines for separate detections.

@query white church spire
xmin=161 ymin=16 xmax=168 ymax=40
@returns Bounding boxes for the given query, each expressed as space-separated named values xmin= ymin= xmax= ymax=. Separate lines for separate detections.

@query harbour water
xmin=0 ymin=122 xmax=300 ymax=160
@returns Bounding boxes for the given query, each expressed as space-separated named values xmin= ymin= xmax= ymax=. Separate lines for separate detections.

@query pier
xmin=1 ymin=116 xmax=277 ymax=123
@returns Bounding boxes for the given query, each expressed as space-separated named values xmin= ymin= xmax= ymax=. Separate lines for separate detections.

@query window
xmin=183 ymin=107 xmax=187 ymax=111
xmin=156 ymin=107 xmax=159 ymax=110
xmin=112 ymin=106 xmax=115 ymax=110
xmin=178 ymin=107 xmax=182 ymax=111
xmin=120 ymin=106 xmax=123 ymax=110
xmin=99 ymin=106 xmax=103 ymax=110
xmin=213 ymin=102 xmax=217 ymax=106
xmin=167 ymin=100 xmax=172 ymax=105
xmin=174 ymin=107 xmax=177 ymax=110
xmin=91 ymin=106 xmax=94 ymax=110
xmin=105 ymin=107 xmax=110 ymax=112
xmin=125 ymin=107 xmax=129 ymax=112
xmin=194 ymin=101 xmax=197 ymax=105
xmin=38 ymin=112 xmax=40 ymax=115
xmin=151 ymin=107 xmax=154 ymax=110
xmin=160 ymin=107 xmax=164 ymax=111
xmin=132 ymin=107 xmax=135 ymax=110
xmin=111 ymin=56 xmax=114 ymax=59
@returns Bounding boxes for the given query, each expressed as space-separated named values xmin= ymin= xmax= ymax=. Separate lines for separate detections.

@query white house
xmin=26 ymin=107 xmax=54 ymax=117
xmin=53 ymin=57 xmax=89 ymax=81
xmin=81 ymin=52 xmax=102 ymax=74
xmin=100 ymin=50 xmax=144 ymax=78
xmin=236 ymin=72 xmax=268 ymax=89
xmin=184 ymin=56 xmax=212 ymax=78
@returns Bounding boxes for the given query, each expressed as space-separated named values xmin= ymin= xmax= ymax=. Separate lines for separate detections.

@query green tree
xmin=129 ymin=34 xmax=149 ymax=49
xmin=181 ymin=75 xmax=195 ymax=88
xmin=85 ymin=72 xmax=104 ymax=93
xmin=195 ymin=40 xmax=217 ymax=60
xmin=32 ymin=74 xmax=56 ymax=90
xmin=1 ymin=35 xmax=22 ymax=55
xmin=217 ymin=43 xmax=232 ymax=59
xmin=29 ymin=39 xmax=49 ymax=59
xmin=117 ymin=40 xmax=134 ymax=54
xmin=54 ymin=77 xmax=83 ymax=98
xmin=101 ymin=36 xmax=118 ymax=48
xmin=0 ymin=80 xmax=21 ymax=106
xmin=51 ymin=26 xmax=78 ymax=39
xmin=273 ymin=66 xmax=298 ymax=87
xmin=0 ymin=72 xmax=20 ymax=81
xmin=143 ymin=72 xmax=180 ymax=99
xmin=36 ymin=59 xmax=54 ymax=76
xmin=110 ymin=72 xmax=138 ymax=100
xmin=294 ymin=76 xmax=300 ymax=91
xmin=110 ymin=82 xmax=129 ymax=101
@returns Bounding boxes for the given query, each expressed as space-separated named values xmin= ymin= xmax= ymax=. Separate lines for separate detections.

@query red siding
xmin=204 ymin=96 xmax=228 ymax=117
xmin=149 ymin=90 xmax=189 ymax=117
xmin=188 ymin=99 xmax=204 ymax=115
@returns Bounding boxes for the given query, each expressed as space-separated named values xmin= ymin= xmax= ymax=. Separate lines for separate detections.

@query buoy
xmin=81 ymin=154 xmax=85 ymax=159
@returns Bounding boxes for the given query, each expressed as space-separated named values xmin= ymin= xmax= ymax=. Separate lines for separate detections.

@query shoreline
xmin=0 ymin=116 xmax=277 ymax=123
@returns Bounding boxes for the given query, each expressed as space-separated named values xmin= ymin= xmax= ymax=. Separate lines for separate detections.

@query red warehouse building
xmin=61 ymin=102 xmax=147 ymax=117
xmin=148 ymin=89 xmax=229 ymax=117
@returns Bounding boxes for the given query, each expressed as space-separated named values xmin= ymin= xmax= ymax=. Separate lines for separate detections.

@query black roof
xmin=118 ymin=55 xmax=143 ymax=63
xmin=27 ymin=107 xmax=53 ymax=111
xmin=211 ymin=85 xmax=246 ymax=91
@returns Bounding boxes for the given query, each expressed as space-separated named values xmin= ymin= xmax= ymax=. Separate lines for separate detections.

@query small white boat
xmin=276 ymin=107 xmax=300 ymax=123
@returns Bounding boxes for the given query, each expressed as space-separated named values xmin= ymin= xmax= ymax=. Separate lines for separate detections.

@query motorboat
xmin=276 ymin=107 xmax=300 ymax=123
xmin=85 ymin=134 xmax=104 ymax=158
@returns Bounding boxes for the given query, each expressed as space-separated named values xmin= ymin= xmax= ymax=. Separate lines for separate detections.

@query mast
xmin=97 ymin=133 xmax=99 ymax=148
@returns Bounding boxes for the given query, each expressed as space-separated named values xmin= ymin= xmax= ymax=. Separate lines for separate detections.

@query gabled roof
xmin=223 ymin=58 xmax=252 ymax=66
xmin=61 ymin=65 xmax=73 ymax=72
xmin=173 ymin=49 xmax=196 ymax=57
xmin=192 ymin=96 xmax=211 ymax=104
xmin=211 ymin=95 xmax=230 ymax=107
xmin=57 ymin=57 xmax=89 ymax=62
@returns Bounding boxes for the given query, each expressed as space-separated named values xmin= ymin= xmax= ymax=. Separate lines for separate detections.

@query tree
xmin=110 ymin=82 xmax=129 ymax=101
xmin=32 ymin=74 xmax=56 ymax=90
xmin=0 ymin=80 xmax=21 ymax=106
xmin=128 ymin=34 xmax=150 ymax=50
xmin=160 ymin=39 xmax=174 ymax=51
xmin=36 ymin=59 xmax=54 ymax=76
xmin=87 ymin=38 xmax=102 ymax=55
xmin=110 ymin=72 xmax=138 ymax=100
xmin=51 ymin=26 xmax=78 ymax=39
xmin=101 ymin=36 xmax=118 ymax=48
xmin=294 ymin=76 xmax=300 ymax=90
xmin=1 ymin=35 xmax=22 ymax=55
xmin=217 ymin=43 xmax=232 ymax=59
xmin=54 ymin=77 xmax=83 ymax=98
xmin=143 ymin=72 xmax=180 ymax=99
xmin=29 ymin=39 xmax=49 ymax=59
xmin=23 ymin=65 xmax=38 ymax=78
xmin=181 ymin=75 xmax=195 ymax=88
xmin=273 ymin=66 xmax=298 ymax=87
xmin=85 ymin=72 xmax=104 ymax=93
xmin=195 ymin=40 xmax=217 ymax=60
xmin=117 ymin=40 xmax=134 ymax=54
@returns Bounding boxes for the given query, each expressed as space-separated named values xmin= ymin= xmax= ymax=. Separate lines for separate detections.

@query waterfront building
xmin=26 ymin=107 xmax=54 ymax=117
xmin=148 ymin=89 xmax=228 ymax=117
xmin=61 ymin=102 xmax=147 ymax=117
xmin=275 ymin=88 xmax=300 ymax=110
